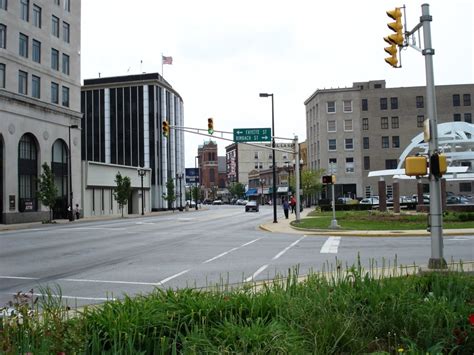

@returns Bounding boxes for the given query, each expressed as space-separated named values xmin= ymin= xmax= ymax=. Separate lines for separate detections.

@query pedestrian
xmin=282 ymin=198 xmax=289 ymax=219
xmin=75 ymin=204 xmax=80 ymax=220
xmin=290 ymin=195 xmax=296 ymax=214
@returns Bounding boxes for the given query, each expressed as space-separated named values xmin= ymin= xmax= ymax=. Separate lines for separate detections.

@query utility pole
xmin=294 ymin=136 xmax=301 ymax=223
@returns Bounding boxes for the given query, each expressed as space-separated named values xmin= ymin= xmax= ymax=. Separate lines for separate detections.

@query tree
xmin=37 ymin=162 xmax=58 ymax=223
xmin=162 ymin=178 xmax=176 ymax=210
xmin=114 ymin=172 xmax=131 ymax=217
xmin=289 ymin=169 xmax=324 ymax=207
xmin=229 ymin=182 xmax=245 ymax=198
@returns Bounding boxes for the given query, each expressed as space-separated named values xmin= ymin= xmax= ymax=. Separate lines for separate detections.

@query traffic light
xmin=322 ymin=175 xmax=335 ymax=184
xmin=405 ymin=156 xmax=427 ymax=176
xmin=384 ymin=7 xmax=404 ymax=67
xmin=162 ymin=120 xmax=169 ymax=137
xmin=208 ymin=118 xmax=214 ymax=135
xmin=430 ymin=153 xmax=447 ymax=178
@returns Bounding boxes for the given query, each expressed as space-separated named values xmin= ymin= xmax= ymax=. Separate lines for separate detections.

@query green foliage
xmin=162 ymin=178 xmax=176 ymax=209
xmin=289 ymin=168 xmax=324 ymax=205
xmin=228 ymin=182 xmax=245 ymax=198
xmin=37 ymin=162 xmax=58 ymax=222
xmin=113 ymin=172 xmax=131 ymax=217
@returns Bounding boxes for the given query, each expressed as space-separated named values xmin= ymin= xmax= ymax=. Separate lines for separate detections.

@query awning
xmin=246 ymin=188 xmax=258 ymax=196
xmin=277 ymin=186 xmax=289 ymax=193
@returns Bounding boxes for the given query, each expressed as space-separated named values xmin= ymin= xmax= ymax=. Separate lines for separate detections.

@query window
xmin=345 ymin=138 xmax=353 ymax=150
xmin=32 ymin=4 xmax=41 ymax=28
xmin=344 ymin=119 xmax=353 ymax=131
xmin=19 ymin=33 xmax=28 ymax=58
xmin=390 ymin=97 xmax=398 ymax=109
xmin=416 ymin=95 xmax=424 ymax=108
xmin=380 ymin=97 xmax=387 ymax=110
xmin=343 ymin=100 xmax=352 ymax=112
xmin=328 ymin=139 xmax=336 ymax=151
xmin=345 ymin=157 xmax=354 ymax=173
xmin=363 ymin=156 xmax=370 ymax=170
xmin=459 ymin=182 xmax=472 ymax=192
xmin=52 ymin=15 xmax=59 ymax=37
xmin=0 ymin=24 xmax=5 ymax=49
xmin=254 ymin=152 xmax=259 ymax=159
xmin=362 ymin=99 xmax=368 ymax=111
xmin=0 ymin=0 xmax=6 ymax=10
xmin=381 ymin=117 xmax=389 ymax=129
xmin=465 ymin=113 xmax=472 ymax=123
xmin=62 ymin=53 xmax=69 ymax=75
xmin=51 ymin=48 xmax=59 ymax=70
xmin=464 ymin=94 xmax=471 ymax=106
xmin=327 ymin=101 xmax=335 ymax=113
xmin=362 ymin=118 xmax=369 ymax=130
xmin=63 ymin=0 xmax=70 ymax=11
xmin=328 ymin=158 xmax=337 ymax=173
xmin=18 ymin=134 xmax=38 ymax=212
xmin=0 ymin=63 xmax=5 ymax=88
xmin=385 ymin=159 xmax=398 ymax=169
xmin=382 ymin=136 xmax=389 ymax=148
xmin=31 ymin=75 xmax=40 ymax=98
xmin=392 ymin=136 xmax=400 ymax=148
xmin=391 ymin=116 xmax=399 ymax=128
xmin=327 ymin=120 xmax=336 ymax=132
xmin=453 ymin=94 xmax=460 ymax=106
xmin=54 ymin=0 xmax=59 ymax=5
xmin=20 ymin=0 xmax=29 ymax=21
xmin=51 ymin=82 xmax=58 ymax=104
xmin=363 ymin=137 xmax=369 ymax=149
xmin=453 ymin=113 xmax=461 ymax=121
xmin=417 ymin=115 xmax=424 ymax=127
xmin=62 ymin=22 xmax=70 ymax=43
xmin=32 ymin=39 xmax=41 ymax=63
xmin=18 ymin=70 xmax=27 ymax=95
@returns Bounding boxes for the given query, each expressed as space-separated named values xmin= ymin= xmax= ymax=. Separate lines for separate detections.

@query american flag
xmin=162 ymin=55 xmax=173 ymax=65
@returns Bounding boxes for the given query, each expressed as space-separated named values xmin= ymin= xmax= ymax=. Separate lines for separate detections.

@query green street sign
xmin=233 ymin=128 xmax=272 ymax=142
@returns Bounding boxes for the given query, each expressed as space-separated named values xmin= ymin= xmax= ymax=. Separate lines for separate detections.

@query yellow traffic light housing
xmin=208 ymin=118 xmax=214 ymax=135
xmin=384 ymin=7 xmax=404 ymax=68
xmin=162 ymin=120 xmax=169 ymax=137
xmin=430 ymin=153 xmax=447 ymax=178
xmin=384 ymin=43 xmax=398 ymax=67
xmin=405 ymin=156 xmax=427 ymax=176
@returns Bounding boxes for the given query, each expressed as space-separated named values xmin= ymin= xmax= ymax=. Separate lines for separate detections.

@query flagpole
xmin=161 ymin=53 xmax=164 ymax=78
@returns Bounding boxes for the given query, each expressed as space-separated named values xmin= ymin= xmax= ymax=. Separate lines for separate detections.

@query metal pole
xmin=329 ymin=162 xmax=339 ymax=229
xmin=271 ymin=95 xmax=277 ymax=223
xmin=141 ymin=174 xmax=144 ymax=215
xmin=68 ymin=125 xmax=74 ymax=221
xmin=422 ymin=3 xmax=446 ymax=269
xmin=195 ymin=156 xmax=199 ymax=210
xmin=294 ymin=136 xmax=301 ymax=223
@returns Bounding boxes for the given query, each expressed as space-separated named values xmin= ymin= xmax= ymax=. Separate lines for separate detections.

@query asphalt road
xmin=0 ymin=205 xmax=473 ymax=307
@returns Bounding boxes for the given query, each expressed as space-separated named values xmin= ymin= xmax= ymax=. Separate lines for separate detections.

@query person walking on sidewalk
xmin=282 ymin=198 xmax=289 ymax=219
xmin=290 ymin=195 xmax=296 ymax=214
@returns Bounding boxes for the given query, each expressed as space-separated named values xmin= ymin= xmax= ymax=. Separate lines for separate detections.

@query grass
xmin=1 ymin=260 xmax=474 ymax=354
xmin=294 ymin=210 xmax=474 ymax=230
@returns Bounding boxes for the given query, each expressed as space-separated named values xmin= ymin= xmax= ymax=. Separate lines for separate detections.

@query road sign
xmin=233 ymin=128 xmax=272 ymax=142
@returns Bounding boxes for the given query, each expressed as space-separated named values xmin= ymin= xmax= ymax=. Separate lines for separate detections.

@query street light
xmin=195 ymin=155 xmax=199 ymax=210
xmin=138 ymin=167 xmax=146 ymax=215
xmin=176 ymin=173 xmax=184 ymax=211
xmin=259 ymin=92 xmax=277 ymax=223
xmin=259 ymin=178 xmax=265 ymax=205
xmin=68 ymin=124 xmax=79 ymax=221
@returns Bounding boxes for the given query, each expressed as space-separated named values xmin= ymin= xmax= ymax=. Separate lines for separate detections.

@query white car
xmin=212 ymin=200 xmax=223 ymax=205
xmin=360 ymin=197 xmax=379 ymax=205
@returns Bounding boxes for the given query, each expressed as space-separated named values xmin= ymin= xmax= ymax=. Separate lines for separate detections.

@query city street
xmin=1 ymin=205 xmax=473 ymax=307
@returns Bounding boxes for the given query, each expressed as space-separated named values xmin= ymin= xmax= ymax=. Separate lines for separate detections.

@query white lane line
xmin=60 ymin=278 xmax=160 ymax=286
xmin=446 ymin=237 xmax=471 ymax=241
xmin=2 ymin=292 xmax=114 ymax=301
xmin=0 ymin=275 xmax=37 ymax=280
xmin=245 ymin=236 xmax=307 ymax=282
xmin=320 ymin=236 xmax=341 ymax=254
xmin=203 ymin=238 xmax=262 ymax=264
xmin=158 ymin=269 xmax=190 ymax=285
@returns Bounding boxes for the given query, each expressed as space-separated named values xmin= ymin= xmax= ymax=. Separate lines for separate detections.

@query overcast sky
xmin=81 ymin=0 xmax=473 ymax=168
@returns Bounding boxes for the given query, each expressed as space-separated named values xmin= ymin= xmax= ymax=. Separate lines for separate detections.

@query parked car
xmin=245 ymin=200 xmax=259 ymax=212
xmin=236 ymin=199 xmax=248 ymax=205
xmin=360 ymin=196 xmax=379 ymax=205
xmin=446 ymin=195 xmax=470 ymax=204
xmin=185 ymin=200 xmax=196 ymax=208
xmin=412 ymin=194 xmax=430 ymax=203
xmin=337 ymin=197 xmax=358 ymax=205
xmin=212 ymin=200 xmax=223 ymax=205
xmin=202 ymin=199 xmax=213 ymax=205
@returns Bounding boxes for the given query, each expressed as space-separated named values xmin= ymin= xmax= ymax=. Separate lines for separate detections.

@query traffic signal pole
xmin=294 ymin=135 xmax=301 ymax=223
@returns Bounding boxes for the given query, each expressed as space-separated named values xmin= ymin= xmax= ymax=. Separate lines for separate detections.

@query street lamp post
xmin=259 ymin=93 xmax=277 ymax=223
xmin=138 ymin=168 xmax=146 ymax=215
xmin=68 ymin=124 xmax=79 ymax=221
xmin=195 ymin=155 xmax=199 ymax=210
xmin=176 ymin=173 xmax=183 ymax=211
xmin=259 ymin=178 xmax=265 ymax=205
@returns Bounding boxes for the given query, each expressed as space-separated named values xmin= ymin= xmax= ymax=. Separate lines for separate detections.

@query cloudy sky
xmin=81 ymin=0 xmax=473 ymax=168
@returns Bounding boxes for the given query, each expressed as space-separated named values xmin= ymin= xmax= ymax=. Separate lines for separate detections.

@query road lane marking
xmin=2 ymin=292 xmax=114 ymax=301
xmin=59 ymin=278 xmax=161 ymax=286
xmin=203 ymin=238 xmax=262 ymax=264
xmin=320 ymin=236 xmax=341 ymax=253
xmin=0 ymin=275 xmax=37 ymax=280
xmin=158 ymin=269 xmax=190 ymax=284
xmin=245 ymin=265 xmax=269 ymax=282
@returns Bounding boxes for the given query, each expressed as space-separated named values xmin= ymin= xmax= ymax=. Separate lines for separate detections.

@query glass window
xmin=361 ymin=99 xmax=368 ymax=111
xmin=381 ymin=117 xmax=389 ymax=129
xmin=62 ymin=86 xmax=69 ymax=107
xmin=0 ymin=24 xmax=5 ymax=49
xmin=62 ymin=22 xmax=70 ymax=43
xmin=328 ymin=139 xmax=336 ymax=151
xmin=19 ymin=33 xmax=28 ymax=58
xmin=453 ymin=113 xmax=461 ymax=121
xmin=460 ymin=182 xmax=472 ymax=192
xmin=464 ymin=94 xmax=471 ymax=106
xmin=380 ymin=97 xmax=387 ymax=110
xmin=385 ymin=159 xmax=398 ymax=169
xmin=32 ymin=4 xmax=41 ymax=28
xmin=416 ymin=96 xmax=424 ymax=108
xmin=18 ymin=70 xmax=27 ymax=95
xmin=362 ymin=118 xmax=369 ymax=130
xmin=391 ymin=116 xmax=399 ymax=128
xmin=63 ymin=0 xmax=70 ymax=11
xmin=390 ymin=97 xmax=398 ymax=109
xmin=0 ymin=0 xmax=7 ymax=10
xmin=382 ymin=136 xmax=389 ymax=148
xmin=0 ymin=63 xmax=5 ymax=88
xmin=328 ymin=158 xmax=337 ymax=173
xmin=417 ymin=115 xmax=424 ymax=127
xmin=54 ymin=0 xmax=59 ymax=5
xmin=344 ymin=119 xmax=353 ymax=131
xmin=345 ymin=157 xmax=354 ymax=173
xmin=363 ymin=137 xmax=369 ymax=149
xmin=392 ymin=136 xmax=400 ymax=148
xmin=18 ymin=134 xmax=38 ymax=212
xmin=31 ymin=75 xmax=40 ymax=98
xmin=453 ymin=94 xmax=460 ymax=106
xmin=327 ymin=101 xmax=335 ymax=113
xmin=32 ymin=39 xmax=41 ymax=63
xmin=465 ymin=113 xmax=472 ymax=123
xmin=20 ymin=0 xmax=29 ymax=21
xmin=327 ymin=120 xmax=336 ymax=132
xmin=343 ymin=100 xmax=352 ymax=112
xmin=52 ymin=15 xmax=59 ymax=37
xmin=363 ymin=156 xmax=370 ymax=170
xmin=254 ymin=152 xmax=259 ymax=159
xmin=345 ymin=138 xmax=353 ymax=150
xmin=51 ymin=48 xmax=59 ymax=70
xmin=51 ymin=82 xmax=58 ymax=104
xmin=62 ymin=53 xmax=69 ymax=75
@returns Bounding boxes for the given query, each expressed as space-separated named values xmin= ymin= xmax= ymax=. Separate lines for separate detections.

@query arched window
xmin=52 ymin=139 xmax=68 ymax=218
xmin=18 ymin=133 xmax=38 ymax=212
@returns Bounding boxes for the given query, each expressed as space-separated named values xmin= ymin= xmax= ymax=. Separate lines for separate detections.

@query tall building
xmin=0 ymin=0 xmax=82 ymax=223
xmin=81 ymin=73 xmax=185 ymax=216
xmin=305 ymin=80 xmax=474 ymax=199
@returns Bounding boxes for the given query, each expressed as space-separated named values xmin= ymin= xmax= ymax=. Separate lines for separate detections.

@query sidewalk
xmin=259 ymin=208 xmax=474 ymax=237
